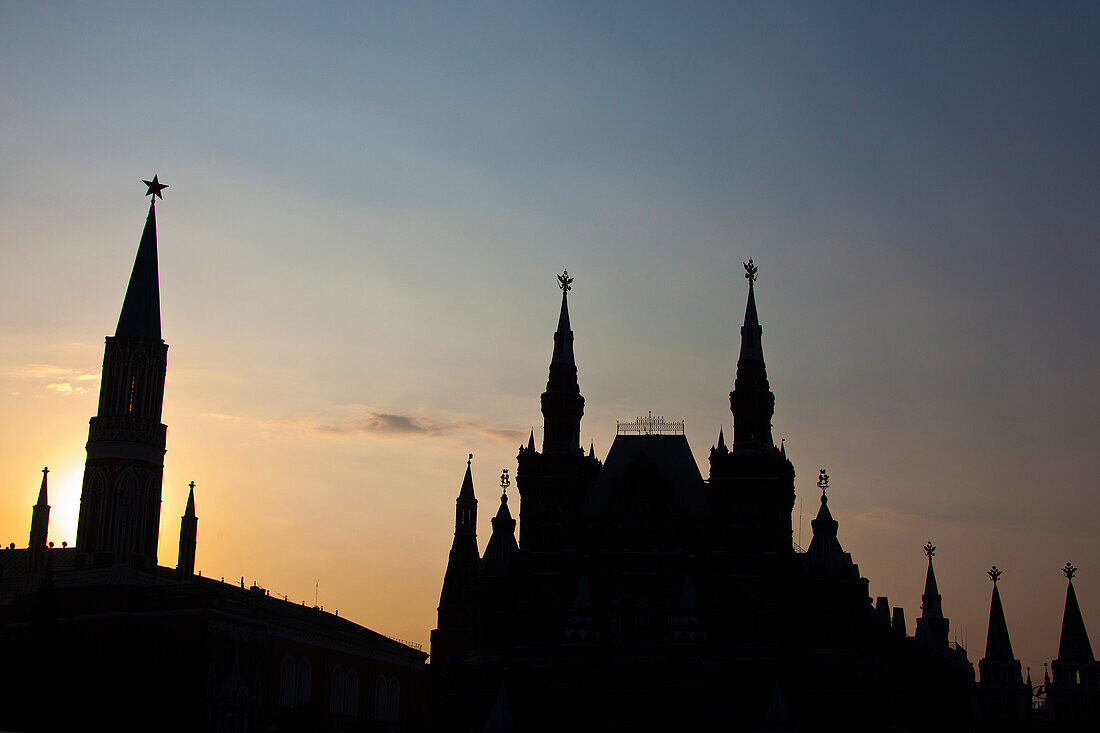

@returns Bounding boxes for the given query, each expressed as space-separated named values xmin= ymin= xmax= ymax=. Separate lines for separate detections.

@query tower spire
xmin=1056 ymin=563 xmax=1094 ymax=664
xmin=115 ymin=190 xmax=163 ymax=340
xmin=482 ymin=469 xmax=517 ymax=574
xmin=541 ymin=270 xmax=584 ymax=454
xmin=76 ymin=179 xmax=171 ymax=569
xmin=916 ymin=541 xmax=950 ymax=645
xmin=729 ymin=259 xmax=775 ymax=447
xmin=982 ymin=566 xmax=1016 ymax=662
xmin=177 ymin=481 xmax=198 ymax=580
xmin=28 ymin=467 xmax=51 ymax=575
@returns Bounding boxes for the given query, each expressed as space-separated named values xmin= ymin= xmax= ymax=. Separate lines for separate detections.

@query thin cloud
xmin=11 ymin=364 xmax=99 ymax=396
xmin=283 ymin=407 xmax=524 ymax=444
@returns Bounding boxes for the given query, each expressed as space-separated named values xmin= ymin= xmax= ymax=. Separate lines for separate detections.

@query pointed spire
xmin=983 ymin=567 xmax=1015 ymax=662
xmin=177 ymin=481 xmax=198 ymax=580
xmin=716 ymin=427 xmax=726 ymax=451
xmin=805 ymin=469 xmax=852 ymax=576
xmin=184 ymin=480 xmax=196 ymax=518
xmin=36 ymin=466 xmax=48 ymax=507
xmin=115 ymin=196 xmax=162 ymax=340
xmin=541 ymin=271 xmax=584 ymax=454
xmin=779 ymin=437 xmax=786 ymax=459
xmin=552 ymin=270 xmax=575 ymax=365
xmin=588 ymin=441 xmax=594 ymax=458
xmin=527 ymin=430 xmax=536 ymax=452
xmin=458 ymin=454 xmax=475 ymax=502
xmin=739 ymin=260 xmax=763 ymax=363
xmin=1057 ymin=564 xmax=1094 ymax=663
xmin=729 ymin=258 xmax=775 ymax=447
xmin=921 ymin=541 xmax=943 ymax=619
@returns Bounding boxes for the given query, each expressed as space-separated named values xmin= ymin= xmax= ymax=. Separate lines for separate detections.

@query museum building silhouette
xmin=430 ymin=266 xmax=1098 ymax=731
xmin=0 ymin=186 xmax=427 ymax=732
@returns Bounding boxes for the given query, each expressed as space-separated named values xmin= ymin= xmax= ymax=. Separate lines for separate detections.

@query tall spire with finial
xmin=982 ymin=566 xmax=1016 ymax=663
xmin=541 ymin=270 xmax=585 ymax=454
xmin=1056 ymin=563 xmax=1094 ymax=665
xmin=28 ymin=467 xmax=51 ymax=574
xmin=435 ymin=455 xmax=482 ymax=660
xmin=177 ymin=481 xmax=198 ymax=580
xmin=76 ymin=178 xmax=171 ymax=569
xmin=916 ymin=540 xmax=950 ymax=646
xmin=116 ymin=176 xmax=166 ymax=340
xmin=730 ymin=258 xmax=775 ymax=447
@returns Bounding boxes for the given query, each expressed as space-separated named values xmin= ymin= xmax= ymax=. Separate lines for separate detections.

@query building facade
xmin=431 ymin=264 xmax=1095 ymax=732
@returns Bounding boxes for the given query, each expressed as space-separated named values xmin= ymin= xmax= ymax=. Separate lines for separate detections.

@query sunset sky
xmin=2 ymin=2 xmax=1098 ymax=675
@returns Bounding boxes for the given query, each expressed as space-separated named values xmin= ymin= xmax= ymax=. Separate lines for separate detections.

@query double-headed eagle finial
xmin=558 ymin=270 xmax=573 ymax=292
xmin=744 ymin=258 xmax=758 ymax=283
xmin=817 ymin=469 xmax=829 ymax=498
xmin=923 ymin=541 xmax=936 ymax=559
xmin=500 ymin=468 xmax=510 ymax=502
xmin=1063 ymin=562 xmax=1077 ymax=581
xmin=988 ymin=565 xmax=1003 ymax=584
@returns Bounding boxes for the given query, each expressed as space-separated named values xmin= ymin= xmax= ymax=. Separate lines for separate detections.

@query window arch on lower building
xmin=295 ymin=659 xmax=311 ymax=708
xmin=345 ymin=669 xmax=359 ymax=716
xmin=278 ymin=655 xmax=296 ymax=708
xmin=374 ymin=675 xmax=388 ymax=720
xmin=330 ymin=666 xmax=345 ymax=714
xmin=388 ymin=677 xmax=400 ymax=722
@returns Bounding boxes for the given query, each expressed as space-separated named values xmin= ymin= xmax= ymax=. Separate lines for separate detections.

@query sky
xmin=1 ymin=1 xmax=1098 ymax=674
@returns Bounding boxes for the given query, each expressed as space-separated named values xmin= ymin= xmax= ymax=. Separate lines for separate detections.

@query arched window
xmin=295 ymin=659 xmax=311 ymax=707
xmin=345 ymin=669 xmax=359 ymax=716
xmin=330 ymin=666 xmax=345 ymax=714
xmin=388 ymin=677 xmax=400 ymax=722
xmin=278 ymin=655 xmax=296 ymax=708
xmin=374 ymin=675 xmax=388 ymax=720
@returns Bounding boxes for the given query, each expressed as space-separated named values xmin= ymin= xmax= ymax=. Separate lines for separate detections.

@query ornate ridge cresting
xmin=616 ymin=413 xmax=684 ymax=435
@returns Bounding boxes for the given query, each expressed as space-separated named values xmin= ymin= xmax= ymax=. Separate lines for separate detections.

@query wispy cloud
xmin=279 ymin=407 xmax=525 ymax=444
xmin=10 ymin=364 xmax=98 ymax=396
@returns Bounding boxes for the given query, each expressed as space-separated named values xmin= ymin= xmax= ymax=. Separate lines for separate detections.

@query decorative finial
xmin=468 ymin=453 xmax=473 ymax=466
xmin=558 ymin=269 xmax=573 ymax=292
xmin=817 ymin=469 xmax=829 ymax=498
xmin=744 ymin=258 xmax=758 ymax=283
xmin=188 ymin=481 xmax=196 ymax=491
xmin=143 ymin=175 xmax=168 ymax=200
xmin=988 ymin=565 xmax=1002 ymax=584
xmin=42 ymin=466 xmax=49 ymax=476
xmin=500 ymin=469 xmax=510 ymax=501
xmin=1062 ymin=562 xmax=1077 ymax=581
xmin=923 ymin=541 xmax=936 ymax=559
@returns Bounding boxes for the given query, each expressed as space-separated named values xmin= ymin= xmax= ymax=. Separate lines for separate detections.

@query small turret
xmin=176 ymin=481 xmax=198 ymax=580
xmin=979 ymin=566 xmax=1023 ymax=686
xmin=482 ymin=470 xmax=518 ymax=574
xmin=28 ymin=467 xmax=51 ymax=575
xmin=915 ymin=541 xmax=950 ymax=646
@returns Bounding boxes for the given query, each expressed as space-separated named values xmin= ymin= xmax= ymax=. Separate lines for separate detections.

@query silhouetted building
xmin=0 ymin=185 xmax=427 ymax=732
xmin=430 ymin=264 xmax=991 ymax=732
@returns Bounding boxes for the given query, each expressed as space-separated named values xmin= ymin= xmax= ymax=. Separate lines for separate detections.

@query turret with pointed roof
xmin=804 ymin=471 xmax=855 ymax=578
xmin=915 ymin=541 xmax=950 ymax=647
xmin=433 ymin=456 xmax=481 ymax=662
xmin=176 ymin=482 xmax=198 ymax=580
xmin=76 ymin=185 xmax=170 ymax=569
xmin=978 ymin=566 xmax=1024 ymax=688
xmin=540 ymin=270 xmax=584 ymax=455
xmin=27 ymin=467 xmax=51 ymax=575
xmin=1052 ymin=563 xmax=1095 ymax=689
xmin=482 ymin=471 xmax=518 ymax=575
